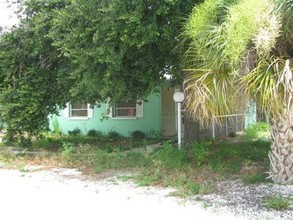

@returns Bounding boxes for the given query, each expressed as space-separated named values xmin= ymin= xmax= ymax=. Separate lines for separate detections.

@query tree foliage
xmin=49 ymin=0 xmax=199 ymax=103
xmin=0 ymin=0 xmax=73 ymax=143
xmin=0 ymin=0 xmax=199 ymax=143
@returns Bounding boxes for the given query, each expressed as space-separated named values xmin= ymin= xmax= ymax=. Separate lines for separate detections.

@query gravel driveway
xmin=0 ymin=166 xmax=292 ymax=220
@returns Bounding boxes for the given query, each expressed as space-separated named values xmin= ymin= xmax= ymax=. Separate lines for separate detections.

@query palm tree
xmin=182 ymin=0 xmax=293 ymax=184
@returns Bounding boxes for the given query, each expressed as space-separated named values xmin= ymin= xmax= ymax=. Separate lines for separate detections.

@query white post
xmin=235 ymin=115 xmax=238 ymax=133
xmin=212 ymin=117 xmax=215 ymax=139
xmin=225 ymin=117 xmax=228 ymax=136
xmin=178 ymin=102 xmax=182 ymax=149
xmin=173 ymin=90 xmax=184 ymax=150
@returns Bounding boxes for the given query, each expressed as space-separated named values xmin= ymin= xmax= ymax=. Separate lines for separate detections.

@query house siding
xmin=49 ymin=93 xmax=161 ymax=137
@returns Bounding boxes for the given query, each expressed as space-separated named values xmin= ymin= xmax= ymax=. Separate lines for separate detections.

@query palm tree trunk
xmin=269 ymin=115 xmax=293 ymax=184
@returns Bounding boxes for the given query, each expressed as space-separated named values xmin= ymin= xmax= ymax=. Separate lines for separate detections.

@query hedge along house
xmin=50 ymin=87 xmax=181 ymax=138
xmin=50 ymin=85 xmax=257 ymax=138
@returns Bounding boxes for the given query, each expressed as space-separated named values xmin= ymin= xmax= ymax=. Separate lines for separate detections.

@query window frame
xmin=64 ymin=102 xmax=93 ymax=120
xmin=107 ymin=99 xmax=143 ymax=119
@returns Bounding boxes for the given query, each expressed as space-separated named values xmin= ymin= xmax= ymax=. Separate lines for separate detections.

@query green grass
xmin=243 ymin=122 xmax=271 ymax=140
xmin=263 ymin=196 xmax=293 ymax=210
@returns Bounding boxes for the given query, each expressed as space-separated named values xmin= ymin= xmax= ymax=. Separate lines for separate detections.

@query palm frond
xmin=240 ymin=57 xmax=293 ymax=117
xmin=184 ymin=69 xmax=243 ymax=127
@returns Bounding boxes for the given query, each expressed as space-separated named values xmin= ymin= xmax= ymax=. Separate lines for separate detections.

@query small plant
xmin=19 ymin=165 xmax=30 ymax=173
xmin=150 ymin=129 xmax=165 ymax=138
xmin=263 ymin=196 xmax=292 ymax=210
xmin=153 ymin=142 xmax=186 ymax=169
xmin=190 ymin=141 xmax=211 ymax=166
xmin=131 ymin=130 xmax=145 ymax=140
xmin=52 ymin=116 xmax=62 ymax=136
xmin=62 ymin=142 xmax=74 ymax=161
xmin=68 ymin=128 xmax=81 ymax=136
xmin=87 ymin=129 xmax=103 ymax=137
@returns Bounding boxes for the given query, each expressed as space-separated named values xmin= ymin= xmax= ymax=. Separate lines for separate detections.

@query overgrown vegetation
xmin=0 ymin=135 xmax=272 ymax=198
xmin=183 ymin=0 xmax=293 ymax=184
xmin=243 ymin=122 xmax=271 ymax=140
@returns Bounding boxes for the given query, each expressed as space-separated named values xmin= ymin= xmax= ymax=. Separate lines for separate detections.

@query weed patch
xmin=263 ymin=196 xmax=292 ymax=210
xmin=152 ymin=142 xmax=187 ymax=169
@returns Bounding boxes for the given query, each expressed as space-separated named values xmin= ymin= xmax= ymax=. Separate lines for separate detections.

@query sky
xmin=0 ymin=0 xmax=19 ymax=29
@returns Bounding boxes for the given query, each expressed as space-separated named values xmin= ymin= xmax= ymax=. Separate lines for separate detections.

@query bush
xmin=68 ymin=128 xmax=81 ymax=136
xmin=87 ymin=129 xmax=103 ymax=137
xmin=229 ymin=132 xmax=236 ymax=137
xmin=107 ymin=131 xmax=120 ymax=140
xmin=131 ymin=130 xmax=145 ymax=139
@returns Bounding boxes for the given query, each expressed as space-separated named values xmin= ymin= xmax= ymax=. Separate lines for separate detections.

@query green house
xmin=50 ymin=88 xmax=181 ymax=137
xmin=50 ymin=88 xmax=257 ymax=138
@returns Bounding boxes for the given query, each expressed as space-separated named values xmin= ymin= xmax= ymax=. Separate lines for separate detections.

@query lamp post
xmin=173 ymin=90 xmax=185 ymax=149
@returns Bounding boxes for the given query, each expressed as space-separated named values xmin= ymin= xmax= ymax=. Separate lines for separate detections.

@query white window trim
xmin=64 ymin=102 xmax=93 ymax=120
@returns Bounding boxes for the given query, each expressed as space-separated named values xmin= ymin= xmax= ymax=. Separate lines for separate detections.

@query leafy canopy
xmin=0 ymin=0 xmax=200 ymax=142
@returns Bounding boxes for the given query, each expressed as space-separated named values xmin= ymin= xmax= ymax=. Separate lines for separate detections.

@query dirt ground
xmin=0 ymin=166 xmax=245 ymax=220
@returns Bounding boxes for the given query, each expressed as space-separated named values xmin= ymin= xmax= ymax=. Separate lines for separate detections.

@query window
xmin=64 ymin=102 xmax=93 ymax=119
xmin=70 ymin=103 xmax=88 ymax=117
xmin=113 ymin=101 xmax=137 ymax=117
xmin=108 ymin=100 xmax=143 ymax=118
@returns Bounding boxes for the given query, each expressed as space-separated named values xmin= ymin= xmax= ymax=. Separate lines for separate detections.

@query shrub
xmin=68 ymin=128 xmax=81 ymax=136
xmin=229 ymin=132 xmax=236 ymax=137
xmin=150 ymin=129 xmax=165 ymax=138
xmin=131 ymin=130 xmax=145 ymax=139
xmin=107 ymin=131 xmax=120 ymax=140
xmin=87 ymin=129 xmax=103 ymax=137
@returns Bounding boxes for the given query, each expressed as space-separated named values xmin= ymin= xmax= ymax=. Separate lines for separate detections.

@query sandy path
xmin=0 ymin=167 xmax=243 ymax=220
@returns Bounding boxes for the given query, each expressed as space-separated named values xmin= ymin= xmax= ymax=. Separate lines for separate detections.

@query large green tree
xmin=183 ymin=0 xmax=293 ymax=184
xmin=0 ymin=0 xmax=199 ymax=143
xmin=48 ymin=0 xmax=199 ymax=103
xmin=0 ymin=0 xmax=73 ymax=143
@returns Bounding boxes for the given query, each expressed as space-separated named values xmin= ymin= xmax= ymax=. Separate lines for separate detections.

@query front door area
xmin=161 ymin=87 xmax=184 ymax=137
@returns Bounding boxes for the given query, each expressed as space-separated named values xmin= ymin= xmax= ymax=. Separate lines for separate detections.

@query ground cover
xmin=1 ymin=122 xmax=292 ymax=216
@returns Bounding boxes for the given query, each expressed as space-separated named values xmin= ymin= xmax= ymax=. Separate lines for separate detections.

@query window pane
xmin=70 ymin=102 xmax=88 ymax=117
xmin=71 ymin=110 xmax=88 ymax=117
xmin=71 ymin=103 xmax=87 ymax=109
xmin=114 ymin=100 xmax=136 ymax=117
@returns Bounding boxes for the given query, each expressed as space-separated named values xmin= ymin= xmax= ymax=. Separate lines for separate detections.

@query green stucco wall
xmin=49 ymin=93 xmax=162 ymax=137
